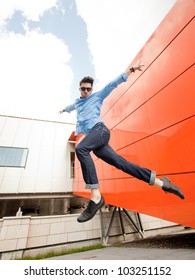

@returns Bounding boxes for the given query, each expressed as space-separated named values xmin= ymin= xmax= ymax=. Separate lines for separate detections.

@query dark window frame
xmin=70 ymin=151 xmax=75 ymax=178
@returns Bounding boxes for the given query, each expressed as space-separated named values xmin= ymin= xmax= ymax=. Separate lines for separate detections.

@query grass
xmin=16 ymin=243 xmax=104 ymax=260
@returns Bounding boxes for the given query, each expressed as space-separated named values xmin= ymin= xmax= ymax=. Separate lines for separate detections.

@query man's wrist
xmin=129 ymin=67 xmax=135 ymax=73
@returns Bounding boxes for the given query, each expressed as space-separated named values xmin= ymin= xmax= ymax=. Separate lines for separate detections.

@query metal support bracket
xmin=99 ymin=206 xmax=144 ymax=245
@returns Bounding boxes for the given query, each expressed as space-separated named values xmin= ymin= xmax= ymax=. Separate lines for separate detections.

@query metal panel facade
xmin=73 ymin=0 xmax=195 ymax=228
xmin=0 ymin=115 xmax=75 ymax=194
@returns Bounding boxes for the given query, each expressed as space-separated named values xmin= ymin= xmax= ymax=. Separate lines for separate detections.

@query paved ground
xmin=48 ymin=229 xmax=195 ymax=260
xmin=48 ymin=246 xmax=195 ymax=260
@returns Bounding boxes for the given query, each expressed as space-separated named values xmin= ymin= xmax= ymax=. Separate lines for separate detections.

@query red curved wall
xmin=74 ymin=0 xmax=195 ymax=228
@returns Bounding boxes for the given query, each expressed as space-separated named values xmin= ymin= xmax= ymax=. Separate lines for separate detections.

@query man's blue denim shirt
xmin=63 ymin=73 xmax=128 ymax=135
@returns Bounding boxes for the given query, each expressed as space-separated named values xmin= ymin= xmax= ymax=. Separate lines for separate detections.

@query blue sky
xmin=0 ymin=0 xmax=176 ymax=122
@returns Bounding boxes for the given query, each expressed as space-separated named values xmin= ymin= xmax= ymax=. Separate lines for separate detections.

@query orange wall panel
xmin=74 ymin=0 xmax=195 ymax=228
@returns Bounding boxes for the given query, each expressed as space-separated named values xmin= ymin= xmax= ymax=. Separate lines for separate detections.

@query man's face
xmin=79 ymin=82 xmax=93 ymax=98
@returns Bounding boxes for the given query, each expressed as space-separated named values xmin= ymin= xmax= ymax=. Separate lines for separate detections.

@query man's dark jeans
xmin=75 ymin=123 xmax=156 ymax=189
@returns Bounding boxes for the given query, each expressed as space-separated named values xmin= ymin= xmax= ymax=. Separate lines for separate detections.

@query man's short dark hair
xmin=80 ymin=76 xmax=94 ymax=87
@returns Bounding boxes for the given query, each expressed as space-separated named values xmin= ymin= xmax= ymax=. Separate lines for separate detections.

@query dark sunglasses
xmin=80 ymin=87 xmax=92 ymax=92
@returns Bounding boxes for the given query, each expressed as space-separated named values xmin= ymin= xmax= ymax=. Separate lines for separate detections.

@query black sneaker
xmin=161 ymin=177 xmax=185 ymax=199
xmin=77 ymin=196 xmax=105 ymax=223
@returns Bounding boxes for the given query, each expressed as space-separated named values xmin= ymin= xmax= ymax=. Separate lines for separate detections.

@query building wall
xmin=0 ymin=115 xmax=183 ymax=259
xmin=0 ymin=115 xmax=75 ymax=194
xmin=0 ymin=210 xmax=181 ymax=260
xmin=73 ymin=0 xmax=195 ymax=228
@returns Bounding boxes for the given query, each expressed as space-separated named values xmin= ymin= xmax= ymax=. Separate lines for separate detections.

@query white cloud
xmin=76 ymin=0 xmax=176 ymax=87
xmin=0 ymin=0 xmax=76 ymax=123
xmin=0 ymin=30 xmax=74 ymax=121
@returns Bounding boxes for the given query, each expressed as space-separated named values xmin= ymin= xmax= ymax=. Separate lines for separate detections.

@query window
xmin=70 ymin=152 xmax=75 ymax=177
xmin=0 ymin=146 xmax=29 ymax=167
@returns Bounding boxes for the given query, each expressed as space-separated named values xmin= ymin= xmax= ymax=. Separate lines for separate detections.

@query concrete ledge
xmin=0 ymin=210 xmax=183 ymax=260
